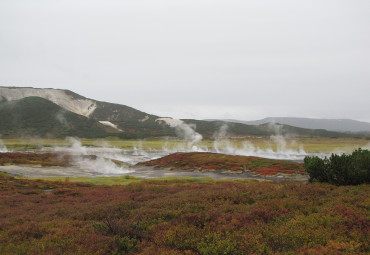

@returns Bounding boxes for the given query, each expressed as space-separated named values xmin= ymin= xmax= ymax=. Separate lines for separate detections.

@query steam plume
xmin=175 ymin=123 xmax=203 ymax=144
xmin=156 ymin=118 xmax=203 ymax=145
xmin=0 ymin=139 xmax=7 ymax=152
xmin=53 ymin=137 xmax=133 ymax=175
xmin=55 ymin=111 xmax=70 ymax=127
xmin=210 ymin=122 xmax=314 ymax=160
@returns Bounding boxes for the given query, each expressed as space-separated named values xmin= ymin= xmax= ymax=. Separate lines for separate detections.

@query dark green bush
xmin=304 ymin=148 xmax=370 ymax=185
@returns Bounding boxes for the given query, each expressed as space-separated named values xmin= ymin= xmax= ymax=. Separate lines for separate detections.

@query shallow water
xmin=0 ymin=165 xmax=116 ymax=178
xmin=1 ymin=140 xmax=323 ymax=180
xmin=0 ymin=164 xmax=308 ymax=182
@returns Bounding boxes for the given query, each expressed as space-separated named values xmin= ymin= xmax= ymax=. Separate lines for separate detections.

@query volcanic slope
xmin=0 ymin=97 xmax=109 ymax=138
xmin=0 ymin=87 xmax=175 ymax=138
xmin=0 ymin=86 xmax=355 ymax=139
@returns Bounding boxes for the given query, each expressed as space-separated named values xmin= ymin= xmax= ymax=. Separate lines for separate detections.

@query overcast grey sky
xmin=1 ymin=0 xmax=369 ymax=121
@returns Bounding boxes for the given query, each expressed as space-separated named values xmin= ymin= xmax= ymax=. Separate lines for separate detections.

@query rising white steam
xmin=213 ymin=139 xmax=310 ymax=160
xmin=144 ymin=122 xmax=325 ymax=161
xmin=0 ymin=139 xmax=8 ymax=152
xmin=55 ymin=111 xmax=70 ymax=127
xmin=52 ymin=137 xmax=133 ymax=175
xmin=156 ymin=118 xmax=203 ymax=145
xmin=78 ymin=157 xmax=129 ymax=175
xmin=160 ymin=139 xmax=208 ymax=154
xmin=270 ymin=135 xmax=287 ymax=151
xmin=175 ymin=123 xmax=203 ymax=144
xmin=213 ymin=123 xmax=229 ymax=139
xmin=155 ymin=136 xmax=319 ymax=161
xmin=54 ymin=122 xmax=330 ymax=167
xmin=152 ymin=121 xmax=319 ymax=160
xmin=267 ymin=122 xmax=284 ymax=135
xmin=209 ymin=123 xmax=325 ymax=160
xmin=65 ymin=137 xmax=88 ymax=155
xmin=42 ymin=121 xmax=334 ymax=177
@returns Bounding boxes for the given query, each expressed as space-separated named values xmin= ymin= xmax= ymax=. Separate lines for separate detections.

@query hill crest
xmin=0 ymin=86 xmax=362 ymax=139
xmin=0 ymin=87 xmax=96 ymax=117
xmin=215 ymin=117 xmax=370 ymax=133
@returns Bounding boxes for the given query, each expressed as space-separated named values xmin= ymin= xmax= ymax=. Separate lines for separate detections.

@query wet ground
xmin=0 ymin=164 xmax=308 ymax=182
xmin=130 ymin=165 xmax=308 ymax=182
xmin=0 ymin=143 xmax=311 ymax=182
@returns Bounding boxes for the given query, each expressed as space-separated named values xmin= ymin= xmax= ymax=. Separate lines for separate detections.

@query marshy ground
xmin=1 ymin=137 xmax=368 ymax=181
xmin=0 ymin=151 xmax=307 ymax=182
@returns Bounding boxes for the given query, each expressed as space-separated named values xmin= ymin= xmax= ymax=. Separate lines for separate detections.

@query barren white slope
xmin=155 ymin=117 xmax=184 ymax=127
xmin=98 ymin=121 xmax=123 ymax=131
xmin=0 ymin=87 xmax=96 ymax=117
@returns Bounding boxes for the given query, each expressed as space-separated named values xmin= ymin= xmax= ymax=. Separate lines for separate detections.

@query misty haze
xmin=0 ymin=1 xmax=369 ymax=254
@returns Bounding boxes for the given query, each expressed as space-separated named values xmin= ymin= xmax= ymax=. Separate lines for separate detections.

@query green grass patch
xmin=2 ymin=137 xmax=369 ymax=153
xmin=35 ymin=175 xmax=225 ymax=186
xmin=39 ymin=175 xmax=143 ymax=185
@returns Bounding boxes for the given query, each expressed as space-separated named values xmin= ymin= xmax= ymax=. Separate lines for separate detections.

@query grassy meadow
xmin=2 ymin=137 xmax=369 ymax=153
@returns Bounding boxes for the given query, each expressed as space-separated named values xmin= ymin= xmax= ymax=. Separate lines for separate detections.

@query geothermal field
xmin=0 ymin=135 xmax=368 ymax=181
xmin=1 ymin=136 xmax=369 ymax=254
xmin=1 ymin=102 xmax=369 ymax=254
xmin=1 ymin=0 xmax=369 ymax=253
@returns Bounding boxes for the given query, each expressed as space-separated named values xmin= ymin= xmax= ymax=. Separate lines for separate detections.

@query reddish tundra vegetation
xmin=139 ymin=152 xmax=305 ymax=176
xmin=0 ymin=172 xmax=368 ymax=254
xmin=0 ymin=152 xmax=71 ymax=167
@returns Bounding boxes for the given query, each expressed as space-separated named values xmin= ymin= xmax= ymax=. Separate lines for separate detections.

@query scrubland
xmin=0 ymin=172 xmax=368 ymax=255
xmin=139 ymin=152 xmax=305 ymax=176
xmin=0 ymin=152 xmax=70 ymax=167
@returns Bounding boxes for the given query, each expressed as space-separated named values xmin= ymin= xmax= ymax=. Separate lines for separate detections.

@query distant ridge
xmin=0 ymin=86 xmax=361 ymax=139
xmin=217 ymin=117 xmax=370 ymax=133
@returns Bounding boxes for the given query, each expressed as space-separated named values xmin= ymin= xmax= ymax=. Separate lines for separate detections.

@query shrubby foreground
xmin=0 ymin=173 xmax=368 ymax=254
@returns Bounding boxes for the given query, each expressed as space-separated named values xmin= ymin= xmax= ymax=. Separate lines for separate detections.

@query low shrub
xmin=304 ymin=148 xmax=370 ymax=185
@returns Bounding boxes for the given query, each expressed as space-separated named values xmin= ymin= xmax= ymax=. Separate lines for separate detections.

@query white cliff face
xmin=0 ymin=87 xmax=97 ymax=117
